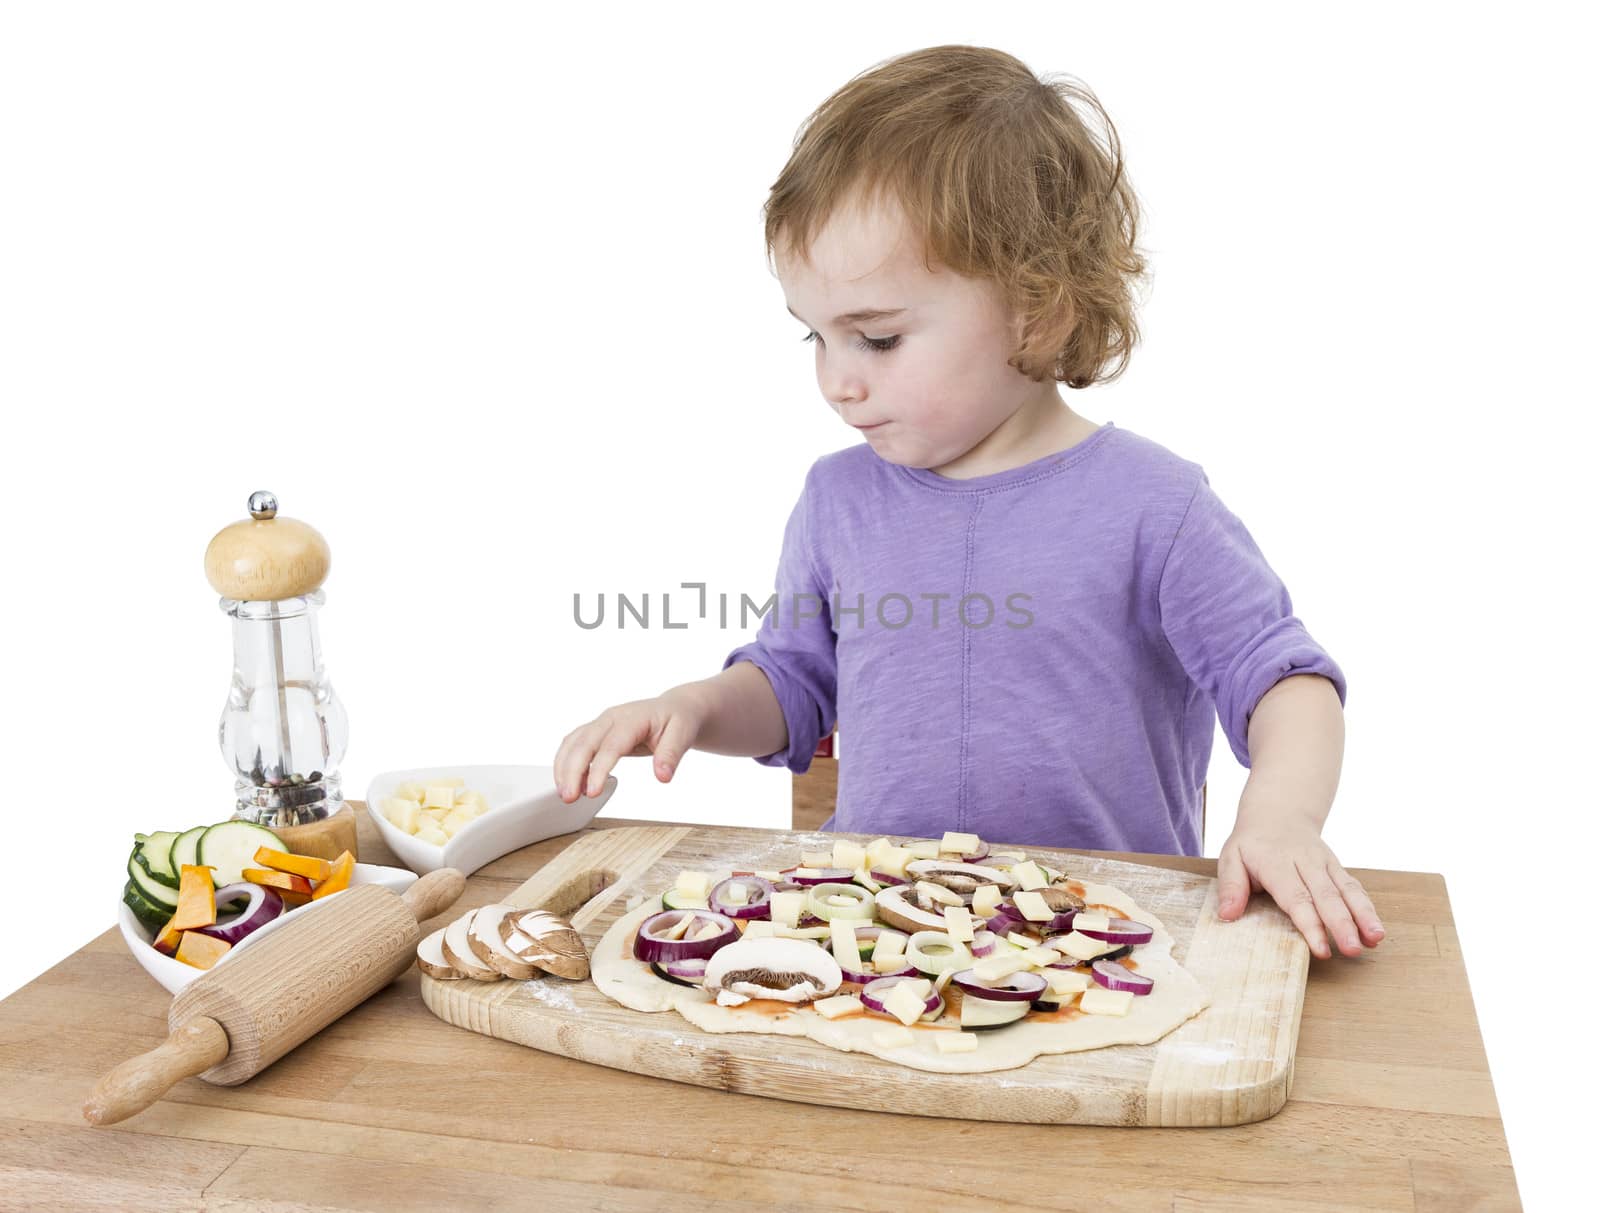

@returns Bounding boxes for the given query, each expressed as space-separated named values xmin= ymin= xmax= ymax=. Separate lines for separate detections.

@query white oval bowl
xmin=363 ymin=764 xmax=616 ymax=877
xmin=119 ymin=862 xmax=418 ymax=995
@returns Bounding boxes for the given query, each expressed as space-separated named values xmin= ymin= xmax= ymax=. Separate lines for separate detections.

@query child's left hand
xmin=1216 ymin=820 xmax=1385 ymax=959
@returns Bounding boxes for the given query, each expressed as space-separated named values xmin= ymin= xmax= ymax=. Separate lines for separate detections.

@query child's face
xmin=776 ymin=194 xmax=1053 ymax=475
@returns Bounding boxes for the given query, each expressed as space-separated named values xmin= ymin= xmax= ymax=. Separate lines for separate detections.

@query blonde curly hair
xmin=765 ymin=45 xmax=1149 ymax=390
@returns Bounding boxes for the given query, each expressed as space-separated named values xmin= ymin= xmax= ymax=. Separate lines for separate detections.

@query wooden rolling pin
xmin=84 ymin=867 xmax=465 ymax=1126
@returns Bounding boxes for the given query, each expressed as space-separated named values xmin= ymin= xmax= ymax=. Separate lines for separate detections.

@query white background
xmin=2 ymin=3 xmax=1593 ymax=1206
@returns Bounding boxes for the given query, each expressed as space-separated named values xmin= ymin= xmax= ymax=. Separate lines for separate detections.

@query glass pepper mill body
xmin=207 ymin=491 xmax=349 ymax=829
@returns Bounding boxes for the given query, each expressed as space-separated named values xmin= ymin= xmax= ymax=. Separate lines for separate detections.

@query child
xmin=555 ymin=45 xmax=1383 ymax=961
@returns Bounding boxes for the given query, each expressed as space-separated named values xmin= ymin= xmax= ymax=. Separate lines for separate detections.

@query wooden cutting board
xmin=420 ymin=824 xmax=1308 ymax=1126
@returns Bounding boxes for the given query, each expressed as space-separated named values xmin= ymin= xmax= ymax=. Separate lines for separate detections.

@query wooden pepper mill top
xmin=204 ymin=490 xmax=331 ymax=602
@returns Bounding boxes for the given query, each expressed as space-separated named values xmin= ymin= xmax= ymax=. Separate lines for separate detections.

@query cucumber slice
xmin=122 ymin=879 xmax=171 ymax=933
xmin=196 ymin=820 xmax=286 ymax=888
xmin=170 ymin=825 xmax=209 ymax=872
xmin=127 ymin=847 xmax=179 ymax=910
xmin=134 ymin=830 xmax=182 ymax=888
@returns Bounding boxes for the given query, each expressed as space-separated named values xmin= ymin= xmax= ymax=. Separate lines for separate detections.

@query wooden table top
xmin=0 ymin=804 xmax=1521 ymax=1212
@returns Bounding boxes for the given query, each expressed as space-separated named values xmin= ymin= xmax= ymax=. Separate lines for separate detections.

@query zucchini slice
xmin=196 ymin=820 xmax=287 ymax=888
xmin=127 ymin=847 xmax=179 ymax=910
xmin=134 ymin=830 xmax=182 ymax=888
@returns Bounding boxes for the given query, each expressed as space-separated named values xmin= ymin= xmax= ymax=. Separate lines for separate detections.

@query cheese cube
xmin=1011 ymin=860 xmax=1048 ymax=891
xmin=1005 ymin=930 xmax=1044 ymax=949
xmin=1073 ymin=912 xmax=1111 ymax=934
xmin=753 ymin=870 xmax=783 ymax=882
xmin=872 ymin=1026 xmax=914 ymax=1049
xmin=1043 ymin=969 xmax=1093 ymax=995
xmin=740 ymin=920 xmax=778 ymax=938
xmin=662 ymin=914 xmax=695 ymax=941
xmin=865 ymin=837 xmax=893 ymax=863
xmin=873 ymin=955 xmax=912 ymax=972
xmin=832 ymin=839 xmax=866 ymax=871
xmin=1021 ymin=947 xmax=1061 ymax=967
xmin=1054 ymin=931 xmax=1113 ymax=961
xmin=674 ymin=870 xmax=711 ymax=900
xmin=903 ymin=840 xmax=940 ymax=860
xmin=414 ymin=825 xmax=448 ymax=846
xmin=439 ymin=809 xmax=475 ymax=837
xmin=874 ymin=846 xmax=912 ymax=878
xmin=1011 ymin=890 xmax=1054 ymax=922
xmin=1079 ymin=987 xmax=1135 ymax=1016
xmin=723 ymin=881 xmax=750 ymax=906
xmin=852 ymin=867 xmax=882 ymax=892
xmin=768 ymin=891 xmax=804 ymax=928
xmin=881 ymin=981 xmax=930 ymax=1026
xmin=870 ymin=930 xmax=907 ymax=961
xmin=812 ymin=994 xmax=864 ymax=1020
xmin=800 ymin=852 xmax=833 ymax=868
xmin=971 ymin=950 xmax=1036 ymax=983
xmin=934 ymin=1032 xmax=979 ymax=1054
xmin=941 ymin=831 xmax=980 ymax=855
xmin=916 ymin=880 xmax=962 ymax=907
xmin=422 ymin=784 xmax=457 ymax=810
xmin=381 ymin=798 xmax=421 ymax=834
xmin=830 ymin=920 xmax=861 ymax=964
xmin=942 ymin=905 xmax=975 ymax=943
xmin=393 ymin=781 xmax=425 ymax=802
xmin=970 ymin=884 xmax=1003 ymax=916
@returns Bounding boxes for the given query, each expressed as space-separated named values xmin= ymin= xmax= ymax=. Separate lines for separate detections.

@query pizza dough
xmin=590 ymin=868 xmax=1210 ymax=1074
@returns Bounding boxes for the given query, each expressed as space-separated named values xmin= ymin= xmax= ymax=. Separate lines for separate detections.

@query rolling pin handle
xmin=82 ymin=1015 xmax=230 ymax=1126
xmin=401 ymin=867 xmax=466 ymax=924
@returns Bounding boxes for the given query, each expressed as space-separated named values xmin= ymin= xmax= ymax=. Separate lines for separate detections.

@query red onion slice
xmin=841 ymin=958 xmax=919 ymax=983
xmin=709 ymin=875 xmax=775 ymax=920
xmin=949 ymin=967 xmax=1048 ymax=1003
xmin=969 ymin=930 xmax=999 ymax=958
xmin=194 ymin=882 xmax=284 ymax=945
xmin=633 ymin=909 xmax=739 ymax=964
xmin=781 ymin=866 xmax=855 ymax=886
xmin=664 ymin=956 xmax=709 ymax=979
xmin=1091 ymin=959 xmax=1154 ymax=995
xmin=1076 ymin=917 xmax=1154 ymax=946
xmin=867 ymin=870 xmax=907 ymax=886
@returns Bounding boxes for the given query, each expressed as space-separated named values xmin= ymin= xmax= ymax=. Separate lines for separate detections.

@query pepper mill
xmin=204 ymin=491 xmax=357 ymax=862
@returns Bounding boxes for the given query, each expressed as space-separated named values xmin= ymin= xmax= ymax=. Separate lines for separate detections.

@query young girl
xmin=555 ymin=45 xmax=1384 ymax=962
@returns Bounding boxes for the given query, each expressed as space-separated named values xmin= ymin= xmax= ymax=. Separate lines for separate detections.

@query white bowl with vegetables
xmin=119 ymin=818 xmax=417 ymax=995
xmin=364 ymin=765 xmax=617 ymax=877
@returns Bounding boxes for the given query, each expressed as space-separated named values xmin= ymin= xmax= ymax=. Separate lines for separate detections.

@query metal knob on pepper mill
xmin=83 ymin=867 xmax=466 ymax=1125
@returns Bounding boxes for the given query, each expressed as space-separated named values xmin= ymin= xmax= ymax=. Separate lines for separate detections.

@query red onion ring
xmin=195 ymin=882 xmax=284 ymax=945
xmin=1076 ymin=917 xmax=1154 ymax=946
xmin=841 ymin=958 xmax=919 ymax=983
xmin=1091 ymin=959 xmax=1153 ymax=995
xmin=780 ymin=866 xmax=855 ymax=886
xmin=709 ymin=875 xmax=775 ymax=919
xmin=867 ymin=870 xmax=908 ymax=886
xmin=633 ymin=909 xmax=739 ymax=964
xmin=949 ymin=968 xmax=1047 ymax=1003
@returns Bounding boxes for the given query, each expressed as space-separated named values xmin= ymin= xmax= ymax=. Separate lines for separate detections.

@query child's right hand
xmin=554 ymin=687 xmax=709 ymax=803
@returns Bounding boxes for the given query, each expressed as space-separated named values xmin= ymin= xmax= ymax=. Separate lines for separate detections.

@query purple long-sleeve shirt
xmin=721 ymin=421 xmax=1346 ymax=857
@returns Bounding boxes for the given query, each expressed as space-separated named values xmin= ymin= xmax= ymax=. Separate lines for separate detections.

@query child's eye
xmin=801 ymin=331 xmax=900 ymax=354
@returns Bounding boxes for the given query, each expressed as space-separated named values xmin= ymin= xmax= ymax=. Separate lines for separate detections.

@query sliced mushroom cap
xmin=702 ymin=937 xmax=842 ymax=1003
xmin=904 ymin=859 xmax=1019 ymax=895
xmin=1037 ymin=886 xmax=1085 ymax=912
xmin=874 ymin=883 xmax=959 ymax=935
xmin=498 ymin=908 xmax=590 ymax=981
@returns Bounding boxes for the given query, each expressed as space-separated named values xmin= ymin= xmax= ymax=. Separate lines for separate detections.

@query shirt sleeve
xmin=1157 ymin=471 xmax=1348 ymax=767
xmin=720 ymin=467 xmax=838 ymax=774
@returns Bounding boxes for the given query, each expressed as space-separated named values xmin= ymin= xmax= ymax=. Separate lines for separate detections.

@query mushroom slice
xmin=466 ymin=903 xmax=539 ymax=980
xmin=442 ymin=908 xmax=503 ymax=981
xmin=874 ymin=884 xmax=960 ymax=935
xmin=1038 ymin=886 xmax=1085 ymax=912
xmin=497 ymin=908 xmax=591 ymax=981
xmin=416 ymin=926 xmax=468 ymax=980
xmin=702 ymin=937 xmax=842 ymax=1004
xmin=904 ymin=859 xmax=1019 ymax=895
